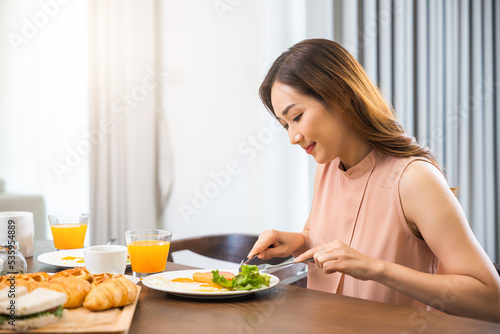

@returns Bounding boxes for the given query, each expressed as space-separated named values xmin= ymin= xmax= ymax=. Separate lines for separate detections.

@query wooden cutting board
xmin=0 ymin=286 xmax=140 ymax=333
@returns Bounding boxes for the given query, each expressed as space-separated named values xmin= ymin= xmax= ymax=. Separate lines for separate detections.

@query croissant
xmin=83 ymin=276 xmax=137 ymax=311
xmin=0 ymin=272 xmax=49 ymax=284
xmin=43 ymin=277 xmax=91 ymax=308
xmin=0 ymin=278 xmax=39 ymax=292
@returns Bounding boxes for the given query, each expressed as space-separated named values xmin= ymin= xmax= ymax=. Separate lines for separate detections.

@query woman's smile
xmin=304 ymin=143 xmax=316 ymax=154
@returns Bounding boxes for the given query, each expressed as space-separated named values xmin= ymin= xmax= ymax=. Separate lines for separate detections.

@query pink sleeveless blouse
xmin=307 ymin=149 xmax=439 ymax=308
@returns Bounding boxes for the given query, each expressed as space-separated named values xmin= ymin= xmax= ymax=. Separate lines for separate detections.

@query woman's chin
xmin=312 ymin=153 xmax=336 ymax=164
xmin=313 ymin=156 xmax=328 ymax=164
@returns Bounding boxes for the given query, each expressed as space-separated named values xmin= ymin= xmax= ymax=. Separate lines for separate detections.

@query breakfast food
xmin=60 ymin=255 xmax=85 ymax=263
xmin=0 ymin=286 xmax=28 ymax=302
xmin=149 ymin=270 xmax=235 ymax=292
xmin=0 ymin=272 xmax=50 ymax=284
xmin=83 ymin=276 xmax=138 ymax=311
xmin=0 ymin=267 xmax=138 ymax=318
xmin=88 ymin=273 xmax=121 ymax=287
xmin=44 ymin=277 xmax=92 ymax=308
xmin=151 ymin=276 xmax=229 ymax=292
xmin=0 ymin=288 xmax=67 ymax=332
xmin=211 ymin=265 xmax=270 ymax=291
xmin=49 ymin=267 xmax=91 ymax=281
xmin=149 ymin=266 xmax=271 ymax=293
xmin=192 ymin=271 xmax=234 ymax=284
xmin=0 ymin=278 xmax=39 ymax=293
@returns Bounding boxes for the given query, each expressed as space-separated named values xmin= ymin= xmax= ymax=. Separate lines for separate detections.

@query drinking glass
xmin=125 ymin=229 xmax=171 ymax=278
xmin=48 ymin=213 xmax=88 ymax=250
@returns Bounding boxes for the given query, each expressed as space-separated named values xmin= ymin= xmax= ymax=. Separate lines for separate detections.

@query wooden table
xmin=28 ymin=240 xmax=500 ymax=333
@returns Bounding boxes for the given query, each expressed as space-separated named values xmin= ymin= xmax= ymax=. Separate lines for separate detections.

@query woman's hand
xmin=247 ymin=229 xmax=307 ymax=260
xmin=295 ymin=240 xmax=382 ymax=281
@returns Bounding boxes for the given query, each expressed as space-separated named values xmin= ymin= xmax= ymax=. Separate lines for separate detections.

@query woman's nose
xmin=288 ymin=129 xmax=303 ymax=145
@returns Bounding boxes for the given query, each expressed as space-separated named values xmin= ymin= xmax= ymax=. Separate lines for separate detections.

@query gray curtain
xmin=332 ymin=0 xmax=500 ymax=261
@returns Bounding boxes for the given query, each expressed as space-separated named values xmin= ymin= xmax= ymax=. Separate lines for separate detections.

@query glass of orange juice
xmin=125 ymin=229 xmax=171 ymax=278
xmin=48 ymin=213 xmax=88 ymax=250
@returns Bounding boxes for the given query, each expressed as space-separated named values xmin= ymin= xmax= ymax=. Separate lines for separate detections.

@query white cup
xmin=0 ymin=212 xmax=34 ymax=257
xmin=84 ymin=245 xmax=128 ymax=274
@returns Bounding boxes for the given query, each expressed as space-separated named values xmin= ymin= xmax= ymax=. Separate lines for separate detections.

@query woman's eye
xmin=293 ymin=114 xmax=303 ymax=122
xmin=276 ymin=119 xmax=288 ymax=130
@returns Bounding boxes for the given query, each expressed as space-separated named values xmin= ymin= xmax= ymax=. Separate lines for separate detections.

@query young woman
xmin=248 ymin=39 xmax=500 ymax=322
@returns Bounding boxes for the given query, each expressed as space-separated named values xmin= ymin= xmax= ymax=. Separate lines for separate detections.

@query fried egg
xmin=151 ymin=277 xmax=228 ymax=292
xmin=61 ymin=255 xmax=85 ymax=263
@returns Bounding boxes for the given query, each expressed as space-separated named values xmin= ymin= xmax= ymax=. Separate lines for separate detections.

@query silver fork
xmin=238 ymin=253 xmax=259 ymax=272
xmin=257 ymin=257 xmax=314 ymax=272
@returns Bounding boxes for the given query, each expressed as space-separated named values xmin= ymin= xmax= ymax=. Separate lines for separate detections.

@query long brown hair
xmin=259 ymin=38 xmax=436 ymax=164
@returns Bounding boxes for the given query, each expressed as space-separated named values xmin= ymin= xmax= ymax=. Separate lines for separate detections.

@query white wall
xmin=0 ymin=0 xmax=89 ymax=240
xmin=159 ymin=0 xmax=314 ymax=240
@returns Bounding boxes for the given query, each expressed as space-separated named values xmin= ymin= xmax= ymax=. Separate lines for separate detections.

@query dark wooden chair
xmin=168 ymin=234 xmax=307 ymax=287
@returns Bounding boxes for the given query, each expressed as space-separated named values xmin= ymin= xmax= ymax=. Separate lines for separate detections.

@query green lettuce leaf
xmin=0 ymin=305 xmax=64 ymax=324
xmin=211 ymin=265 xmax=270 ymax=291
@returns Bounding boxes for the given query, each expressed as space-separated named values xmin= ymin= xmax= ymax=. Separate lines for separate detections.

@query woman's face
xmin=270 ymin=81 xmax=363 ymax=166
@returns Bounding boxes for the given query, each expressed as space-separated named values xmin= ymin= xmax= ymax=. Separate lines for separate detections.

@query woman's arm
xmin=384 ymin=160 xmax=500 ymax=321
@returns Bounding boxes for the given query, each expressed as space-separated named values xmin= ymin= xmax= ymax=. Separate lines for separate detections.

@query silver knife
xmin=257 ymin=257 xmax=313 ymax=272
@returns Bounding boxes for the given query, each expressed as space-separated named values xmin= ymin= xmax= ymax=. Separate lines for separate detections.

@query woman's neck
xmin=339 ymin=143 xmax=372 ymax=171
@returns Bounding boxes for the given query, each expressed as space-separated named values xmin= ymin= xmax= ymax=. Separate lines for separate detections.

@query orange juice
xmin=127 ymin=240 xmax=170 ymax=273
xmin=50 ymin=224 xmax=87 ymax=249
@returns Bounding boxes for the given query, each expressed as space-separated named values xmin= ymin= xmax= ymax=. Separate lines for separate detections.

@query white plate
xmin=37 ymin=249 xmax=131 ymax=268
xmin=142 ymin=269 xmax=279 ymax=299
xmin=37 ymin=249 xmax=86 ymax=268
